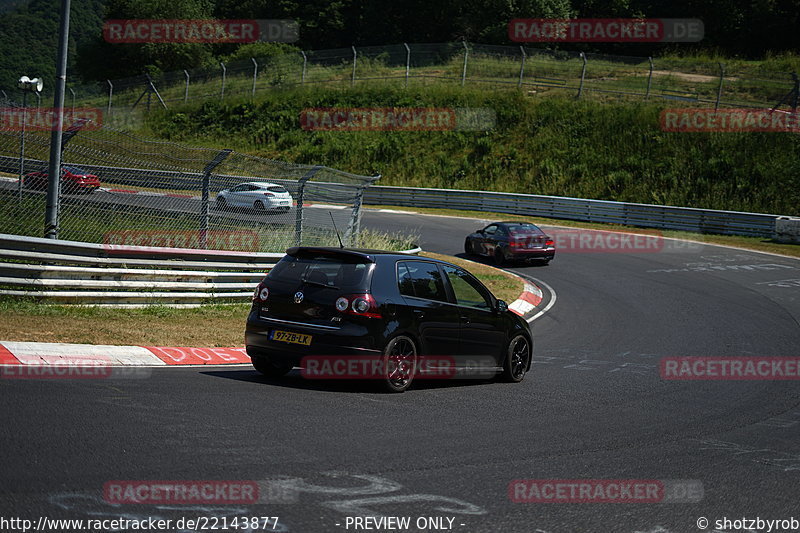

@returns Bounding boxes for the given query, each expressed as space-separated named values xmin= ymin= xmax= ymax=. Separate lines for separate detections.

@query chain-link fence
xmin=0 ymin=106 xmax=378 ymax=252
xmin=9 ymin=42 xmax=794 ymax=118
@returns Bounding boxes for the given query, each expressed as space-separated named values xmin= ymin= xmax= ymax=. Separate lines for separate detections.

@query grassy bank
xmin=143 ymin=85 xmax=800 ymax=216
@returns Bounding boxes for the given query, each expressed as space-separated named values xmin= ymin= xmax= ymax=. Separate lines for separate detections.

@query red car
xmin=23 ymin=166 xmax=100 ymax=193
xmin=465 ymin=221 xmax=555 ymax=266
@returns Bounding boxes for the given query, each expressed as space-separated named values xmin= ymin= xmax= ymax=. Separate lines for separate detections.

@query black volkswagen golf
xmin=246 ymin=247 xmax=532 ymax=392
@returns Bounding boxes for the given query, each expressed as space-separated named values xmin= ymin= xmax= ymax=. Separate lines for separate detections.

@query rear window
xmin=267 ymin=254 xmax=371 ymax=291
xmin=266 ymin=186 xmax=287 ymax=193
xmin=507 ymin=223 xmax=541 ymax=235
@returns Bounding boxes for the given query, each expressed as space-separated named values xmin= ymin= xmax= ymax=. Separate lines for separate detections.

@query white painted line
xmin=307 ymin=204 xmax=348 ymax=210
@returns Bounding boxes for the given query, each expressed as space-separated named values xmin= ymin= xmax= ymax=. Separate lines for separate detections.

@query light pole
xmin=17 ymin=76 xmax=43 ymax=201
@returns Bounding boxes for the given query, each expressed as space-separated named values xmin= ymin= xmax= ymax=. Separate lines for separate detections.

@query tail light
xmin=263 ymin=192 xmax=274 ymax=197
xmin=253 ymin=282 xmax=269 ymax=302
xmin=335 ymin=294 xmax=382 ymax=319
xmin=545 ymin=238 xmax=554 ymax=247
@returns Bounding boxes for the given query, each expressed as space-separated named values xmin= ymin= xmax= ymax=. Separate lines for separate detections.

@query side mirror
xmin=478 ymin=229 xmax=485 ymax=234
xmin=496 ymin=300 xmax=508 ymax=313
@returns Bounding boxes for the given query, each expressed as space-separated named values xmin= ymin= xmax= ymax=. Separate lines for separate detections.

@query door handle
xmin=461 ymin=315 xmax=471 ymax=324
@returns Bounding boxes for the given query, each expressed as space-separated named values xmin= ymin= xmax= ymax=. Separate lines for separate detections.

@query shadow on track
xmin=200 ymin=368 xmax=497 ymax=393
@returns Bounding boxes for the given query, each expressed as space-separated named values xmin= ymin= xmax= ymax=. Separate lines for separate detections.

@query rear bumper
xmin=245 ymin=311 xmax=382 ymax=367
xmin=509 ymin=248 xmax=555 ymax=260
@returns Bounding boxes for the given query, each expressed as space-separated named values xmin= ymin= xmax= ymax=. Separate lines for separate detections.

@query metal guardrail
xmin=362 ymin=186 xmax=781 ymax=238
xmin=0 ymin=233 xmax=281 ymax=306
xmin=0 ymin=233 xmax=422 ymax=305
xmin=2 ymin=154 xmax=784 ymax=238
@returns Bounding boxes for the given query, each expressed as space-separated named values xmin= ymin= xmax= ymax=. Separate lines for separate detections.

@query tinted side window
xmin=442 ymin=266 xmax=492 ymax=309
xmin=397 ymin=262 xmax=415 ymax=297
xmin=483 ymin=225 xmax=497 ymax=235
xmin=398 ymin=261 xmax=447 ymax=302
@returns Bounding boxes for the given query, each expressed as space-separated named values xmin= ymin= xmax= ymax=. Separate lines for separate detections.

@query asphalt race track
xmin=2 ymin=208 xmax=800 ymax=533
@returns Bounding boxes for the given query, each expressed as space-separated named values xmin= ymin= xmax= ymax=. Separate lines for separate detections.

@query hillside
xmin=143 ymin=86 xmax=800 ymax=216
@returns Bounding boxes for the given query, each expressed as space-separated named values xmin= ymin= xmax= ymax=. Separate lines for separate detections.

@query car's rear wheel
xmin=494 ymin=247 xmax=506 ymax=266
xmin=382 ymin=335 xmax=417 ymax=393
xmin=251 ymin=355 xmax=293 ymax=378
xmin=501 ymin=334 xmax=531 ymax=383
xmin=253 ymin=200 xmax=265 ymax=210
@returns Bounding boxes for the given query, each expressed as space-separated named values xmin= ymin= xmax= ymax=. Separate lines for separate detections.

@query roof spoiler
xmin=285 ymin=246 xmax=376 ymax=263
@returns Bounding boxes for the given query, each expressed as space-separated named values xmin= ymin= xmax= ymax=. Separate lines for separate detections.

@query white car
xmin=216 ymin=182 xmax=293 ymax=212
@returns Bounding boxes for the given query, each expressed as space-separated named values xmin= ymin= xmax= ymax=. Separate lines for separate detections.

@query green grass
xmin=140 ymin=85 xmax=800 ymax=217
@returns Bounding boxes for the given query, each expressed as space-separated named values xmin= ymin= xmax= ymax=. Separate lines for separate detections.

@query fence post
xmin=69 ymin=87 xmax=75 ymax=117
xmin=183 ymin=70 xmax=189 ymax=103
xmin=17 ymin=91 xmax=28 ymax=202
xmin=301 ymin=51 xmax=307 ymax=84
xmin=518 ymin=46 xmax=526 ymax=88
xmin=295 ymin=165 xmax=324 ymax=246
xmin=106 ymin=80 xmax=113 ymax=116
xmin=461 ymin=41 xmax=469 ymax=87
xmin=220 ymin=62 xmax=226 ymax=100
xmin=792 ymin=72 xmax=799 ymax=112
xmin=344 ymin=178 xmax=377 ymax=246
xmin=351 ymin=46 xmax=357 ymax=87
xmin=199 ymin=149 xmax=233 ymax=249
xmin=577 ymin=52 xmax=587 ymax=98
xmin=715 ymin=62 xmax=725 ymax=110
xmin=251 ymin=57 xmax=258 ymax=98
xmin=404 ymin=43 xmax=411 ymax=88
xmin=1 ymin=90 xmax=6 ymax=102
xmin=645 ymin=57 xmax=653 ymax=100
xmin=35 ymin=91 xmax=41 ymax=110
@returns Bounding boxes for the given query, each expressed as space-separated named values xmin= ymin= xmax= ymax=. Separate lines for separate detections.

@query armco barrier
xmin=0 ymin=155 xmax=788 ymax=238
xmin=362 ymin=185 xmax=781 ymax=238
xmin=0 ymin=233 xmax=281 ymax=305
xmin=0 ymin=233 xmax=421 ymax=305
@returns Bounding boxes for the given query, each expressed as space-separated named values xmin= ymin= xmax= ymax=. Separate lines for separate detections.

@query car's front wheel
xmin=251 ymin=356 xmax=293 ymax=378
xmin=501 ymin=334 xmax=531 ymax=382
xmin=464 ymin=238 xmax=473 ymax=256
xmin=216 ymin=197 xmax=227 ymax=209
xmin=253 ymin=200 xmax=265 ymax=211
xmin=382 ymin=335 xmax=418 ymax=393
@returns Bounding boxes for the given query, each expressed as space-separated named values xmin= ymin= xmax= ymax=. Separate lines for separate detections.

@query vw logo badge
xmin=294 ymin=291 xmax=304 ymax=304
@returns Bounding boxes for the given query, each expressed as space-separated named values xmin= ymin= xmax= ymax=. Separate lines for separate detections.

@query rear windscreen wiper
xmin=300 ymin=276 xmax=338 ymax=289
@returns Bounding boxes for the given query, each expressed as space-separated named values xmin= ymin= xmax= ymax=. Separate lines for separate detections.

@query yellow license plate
xmin=271 ymin=330 xmax=312 ymax=346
